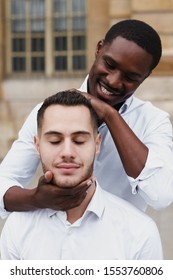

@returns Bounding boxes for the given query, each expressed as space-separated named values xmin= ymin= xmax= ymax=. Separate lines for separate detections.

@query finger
xmin=70 ymin=176 xmax=95 ymax=194
xmin=59 ymin=193 xmax=88 ymax=211
xmin=44 ymin=171 xmax=54 ymax=182
xmin=47 ymin=176 xmax=95 ymax=197
xmin=56 ymin=182 xmax=90 ymax=197
xmin=81 ymin=92 xmax=92 ymax=101
xmin=67 ymin=192 xmax=88 ymax=210
xmin=68 ymin=88 xmax=77 ymax=92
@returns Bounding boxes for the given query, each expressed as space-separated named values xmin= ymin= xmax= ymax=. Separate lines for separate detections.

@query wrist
xmin=4 ymin=186 xmax=38 ymax=212
xmin=104 ymin=105 xmax=119 ymax=123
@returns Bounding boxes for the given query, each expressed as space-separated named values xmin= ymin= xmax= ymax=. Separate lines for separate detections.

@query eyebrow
xmin=126 ymin=71 xmax=142 ymax=79
xmin=105 ymin=55 xmax=143 ymax=78
xmin=44 ymin=130 xmax=91 ymax=136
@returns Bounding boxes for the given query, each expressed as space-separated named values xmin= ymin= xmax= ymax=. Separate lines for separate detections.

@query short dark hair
xmin=104 ymin=19 xmax=162 ymax=71
xmin=37 ymin=90 xmax=99 ymax=133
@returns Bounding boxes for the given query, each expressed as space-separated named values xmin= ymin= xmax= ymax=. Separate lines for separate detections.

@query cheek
xmin=93 ymin=59 xmax=106 ymax=74
xmin=127 ymin=77 xmax=143 ymax=91
xmin=90 ymin=59 xmax=103 ymax=76
xmin=82 ymin=147 xmax=96 ymax=165
xmin=39 ymin=145 xmax=57 ymax=165
xmin=128 ymin=83 xmax=139 ymax=92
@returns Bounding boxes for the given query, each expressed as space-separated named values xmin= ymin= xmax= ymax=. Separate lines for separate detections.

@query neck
xmin=66 ymin=181 xmax=96 ymax=224
xmin=113 ymin=101 xmax=124 ymax=111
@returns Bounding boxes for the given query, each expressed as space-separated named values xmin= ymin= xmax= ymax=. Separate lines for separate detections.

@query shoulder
xmin=131 ymin=96 xmax=169 ymax=118
xmin=126 ymin=97 xmax=172 ymax=134
xmin=18 ymin=102 xmax=43 ymax=137
xmin=26 ymin=102 xmax=43 ymax=119
xmin=101 ymin=188 xmax=153 ymax=225
xmin=3 ymin=209 xmax=48 ymax=231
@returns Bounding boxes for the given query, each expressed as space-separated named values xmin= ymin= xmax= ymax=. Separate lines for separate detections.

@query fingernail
xmin=87 ymin=180 xmax=92 ymax=186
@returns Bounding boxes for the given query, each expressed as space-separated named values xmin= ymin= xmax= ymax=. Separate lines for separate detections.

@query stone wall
xmin=109 ymin=0 xmax=173 ymax=75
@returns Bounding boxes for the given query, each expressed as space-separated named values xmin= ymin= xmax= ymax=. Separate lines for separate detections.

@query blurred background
xmin=0 ymin=0 xmax=173 ymax=259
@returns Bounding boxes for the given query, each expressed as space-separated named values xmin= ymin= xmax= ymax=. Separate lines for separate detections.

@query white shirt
xmin=0 ymin=76 xmax=173 ymax=217
xmin=0 ymin=183 xmax=163 ymax=260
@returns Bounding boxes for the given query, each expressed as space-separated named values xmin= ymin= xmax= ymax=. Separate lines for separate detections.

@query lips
xmin=100 ymin=84 xmax=122 ymax=97
xmin=57 ymin=163 xmax=80 ymax=169
xmin=55 ymin=163 xmax=80 ymax=175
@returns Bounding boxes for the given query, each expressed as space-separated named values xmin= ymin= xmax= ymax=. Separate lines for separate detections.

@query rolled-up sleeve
xmin=128 ymin=121 xmax=173 ymax=210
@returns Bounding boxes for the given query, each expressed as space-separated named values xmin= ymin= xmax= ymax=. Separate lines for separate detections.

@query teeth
xmin=101 ymin=86 xmax=113 ymax=96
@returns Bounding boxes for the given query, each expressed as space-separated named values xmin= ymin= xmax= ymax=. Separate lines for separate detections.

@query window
xmin=9 ymin=0 xmax=45 ymax=74
xmin=53 ymin=0 xmax=86 ymax=73
xmin=12 ymin=57 xmax=25 ymax=71
xmin=6 ymin=0 xmax=87 ymax=76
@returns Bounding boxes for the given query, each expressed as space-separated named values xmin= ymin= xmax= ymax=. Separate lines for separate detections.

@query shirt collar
xmin=47 ymin=181 xmax=105 ymax=220
xmin=84 ymin=181 xmax=105 ymax=219
xmin=78 ymin=75 xmax=88 ymax=92
xmin=119 ymin=96 xmax=133 ymax=114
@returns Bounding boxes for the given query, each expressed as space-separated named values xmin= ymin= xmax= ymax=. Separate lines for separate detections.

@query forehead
xmin=41 ymin=104 xmax=93 ymax=133
xmin=103 ymin=36 xmax=152 ymax=72
xmin=104 ymin=36 xmax=144 ymax=55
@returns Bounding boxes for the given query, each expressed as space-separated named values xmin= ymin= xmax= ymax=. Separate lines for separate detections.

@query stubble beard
xmin=41 ymin=162 xmax=94 ymax=189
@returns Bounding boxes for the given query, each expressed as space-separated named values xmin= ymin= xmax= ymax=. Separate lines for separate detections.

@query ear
xmin=34 ymin=135 xmax=40 ymax=157
xmin=95 ymin=133 xmax=102 ymax=155
xmin=95 ymin=39 xmax=104 ymax=57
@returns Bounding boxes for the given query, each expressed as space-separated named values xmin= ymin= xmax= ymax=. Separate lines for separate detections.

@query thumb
xmin=44 ymin=171 xmax=54 ymax=182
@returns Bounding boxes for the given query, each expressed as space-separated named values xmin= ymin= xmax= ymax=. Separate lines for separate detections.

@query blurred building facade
xmin=0 ymin=0 xmax=173 ymax=160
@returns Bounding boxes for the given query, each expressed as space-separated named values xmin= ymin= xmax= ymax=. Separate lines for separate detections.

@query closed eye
xmin=124 ymin=75 xmax=137 ymax=82
xmin=74 ymin=140 xmax=85 ymax=145
xmin=49 ymin=141 xmax=61 ymax=145
xmin=105 ymin=59 xmax=115 ymax=70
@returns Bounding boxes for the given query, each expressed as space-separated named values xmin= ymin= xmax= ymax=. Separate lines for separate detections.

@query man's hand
xmin=81 ymin=91 xmax=112 ymax=122
xmin=33 ymin=171 xmax=93 ymax=211
xmin=68 ymin=89 xmax=112 ymax=122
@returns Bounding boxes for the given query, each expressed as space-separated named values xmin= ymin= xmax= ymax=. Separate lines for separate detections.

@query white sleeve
xmin=128 ymin=113 xmax=173 ymax=210
xmin=0 ymin=103 xmax=42 ymax=218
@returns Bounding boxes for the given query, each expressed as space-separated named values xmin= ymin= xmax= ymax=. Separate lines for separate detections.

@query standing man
xmin=0 ymin=19 xmax=173 ymax=217
xmin=0 ymin=90 xmax=163 ymax=260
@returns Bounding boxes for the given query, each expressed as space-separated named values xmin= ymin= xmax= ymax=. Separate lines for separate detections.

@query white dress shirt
xmin=0 ymin=182 xmax=163 ymax=260
xmin=0 ymin=76 xmax=173 ymax=217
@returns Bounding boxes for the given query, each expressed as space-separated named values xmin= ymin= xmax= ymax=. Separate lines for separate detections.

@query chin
xmin=53 ymin=178 xmax=79 ymax=188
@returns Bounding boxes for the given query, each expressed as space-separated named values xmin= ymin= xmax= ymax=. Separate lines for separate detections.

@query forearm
xmin=82 ymin=92 xmax=148 ymax=178
xmin=105 ymin=107 xmax=148 ymax=178
xmin=3 ymin=186 xmax=38 ymax=212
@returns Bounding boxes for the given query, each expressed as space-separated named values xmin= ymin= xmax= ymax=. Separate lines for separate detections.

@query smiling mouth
xmin=100 ymin=85 xmax=122 ymax=96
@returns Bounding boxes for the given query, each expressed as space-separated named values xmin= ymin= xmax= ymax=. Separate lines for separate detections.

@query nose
xmin=107 ymin=70 xmax=123 ymax=91
xmin=60 ymin=140 xmax=75 ymax=159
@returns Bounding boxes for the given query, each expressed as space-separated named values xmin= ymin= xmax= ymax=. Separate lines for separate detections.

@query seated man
xmin=0 ymin=90 xmax=163 ymax=260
